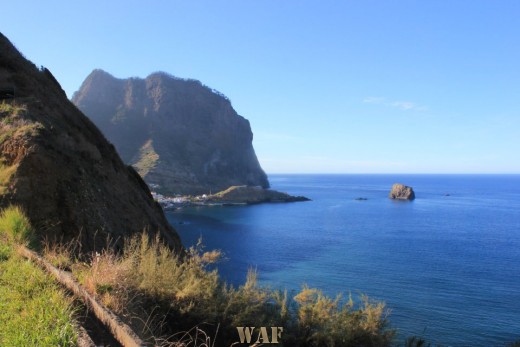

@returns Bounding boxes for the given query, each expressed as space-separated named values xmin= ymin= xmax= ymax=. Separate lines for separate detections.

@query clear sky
xmin=2 ymin=1 xmax=519 ymax=173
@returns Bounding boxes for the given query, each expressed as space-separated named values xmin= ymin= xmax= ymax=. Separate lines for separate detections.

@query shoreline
xmin=151 ymin=185 xmax=310 ymax=210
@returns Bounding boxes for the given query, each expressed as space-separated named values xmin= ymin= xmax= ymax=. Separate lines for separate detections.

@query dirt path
xmin=17 ymin=246 xmax=144 ymax=347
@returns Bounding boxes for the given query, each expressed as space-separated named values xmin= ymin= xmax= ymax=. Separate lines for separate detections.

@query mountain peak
xmin=73 ymin=70 xmax=269 ymax=195
xmin=87 ymin=68 xmax=116 ymax=80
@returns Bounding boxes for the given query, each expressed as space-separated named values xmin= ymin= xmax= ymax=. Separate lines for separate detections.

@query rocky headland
xmin=152 ymin=185 xmax=309 ymax=210
xmin=72 ymin=70 xmax=269 ymax=196
xmin=202 ymin=185 xmax=309 ymax=205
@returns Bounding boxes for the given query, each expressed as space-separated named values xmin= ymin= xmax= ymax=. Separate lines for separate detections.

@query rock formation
xmin=389 ymin=183 xmax=415 ymax=200
xmin=206 ymin=186 xmax=310 ymax=204
xmin=72 ymin=70 xmax=269 ymax=196
xmin=0 ymin=32 xmax=181 ymax=252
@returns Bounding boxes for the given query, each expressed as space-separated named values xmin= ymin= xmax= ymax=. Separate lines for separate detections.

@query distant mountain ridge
xmin=72 ymin=70 xmax=269 ymax=195
xmin=0 ymin=33 xmax=181 ymax=252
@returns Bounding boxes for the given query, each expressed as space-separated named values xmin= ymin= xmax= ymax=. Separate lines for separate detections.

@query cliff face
xmin=72 ymin=70 xmax=269 ymax=195
xmin=0 ymin=33 xmax=181 ymax=252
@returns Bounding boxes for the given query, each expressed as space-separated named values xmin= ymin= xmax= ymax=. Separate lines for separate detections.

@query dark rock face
xmin=389 ymin=183 xmax=415 ymax=200
xmin=72 ymin=70 xmax=269 ymax=196
xmin=0 ymin=33 xmax=181 ymax=252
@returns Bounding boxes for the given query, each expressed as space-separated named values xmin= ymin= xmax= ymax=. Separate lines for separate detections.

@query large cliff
xmin=72 ymin=70 xmax=269 ymax=195
xmin=0 ymin=33 xmax=181 ymax=252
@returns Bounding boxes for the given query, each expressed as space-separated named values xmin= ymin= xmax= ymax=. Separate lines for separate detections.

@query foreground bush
xmin=71 ymin=233 xmax=394 ymax=346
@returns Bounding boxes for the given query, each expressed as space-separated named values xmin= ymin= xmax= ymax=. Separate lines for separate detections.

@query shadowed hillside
xmin=0 ymin=33 xmax=181 ymax=252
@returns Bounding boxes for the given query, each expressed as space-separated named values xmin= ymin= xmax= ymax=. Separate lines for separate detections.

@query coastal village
xmin=150 ymin=190 xmax=209 ymax=210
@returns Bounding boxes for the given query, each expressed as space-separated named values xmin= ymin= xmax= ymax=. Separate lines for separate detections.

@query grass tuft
xmin=0 ymin=253 xmax=77 ymax=346
xmin=0 ymin=101 xmax=26 ymax=117
xmin=0 ymin=205 xmax=35 ymax=247
xmin=43 ymin=239 xmax=75 ymax=270
xmin=0 ymin=101 xmax=44 ymax=144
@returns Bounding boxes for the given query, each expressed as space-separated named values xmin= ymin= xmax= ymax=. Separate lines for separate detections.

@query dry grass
xmin=0 ymin=162 xmax=18 ymax=194
xmin=42 ymin=238 xmax=77 ymax=270
xmin=70 ymin=233 xmax=222 ymax=342
xmin=69 ymin=232 xmax=394 ymax=346
xmin=156 ymin=324 xmax=219 ymax=347
xmin=0 ymin=101 xmax=43 ymax=144
xmin=0 ymin=101 xmax=26 ymax=117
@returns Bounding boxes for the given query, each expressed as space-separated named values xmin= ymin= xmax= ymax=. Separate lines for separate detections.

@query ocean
xmin=165 ymin=174 xmax=520 ymax=346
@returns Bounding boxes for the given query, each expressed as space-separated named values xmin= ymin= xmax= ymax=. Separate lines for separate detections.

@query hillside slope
xmin=0 ymin=33 xmax=181 ymax=252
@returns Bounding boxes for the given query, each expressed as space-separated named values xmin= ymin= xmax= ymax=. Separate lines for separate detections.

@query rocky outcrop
xmin=0 ymin=32 xmax=181 ymax=252
xmin=206 ymin=186 xmax=310 ymax=204
xmin=72 ymin=70 xmax=269 ymax=196
xmin=389 ymin=183 xmax=415 ymax=200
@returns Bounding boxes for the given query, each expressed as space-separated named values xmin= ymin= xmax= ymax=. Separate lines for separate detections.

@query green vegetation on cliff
xmin=0 ymin=102 xmax=42 ymax=194
xmin=0 ymin=102 xmax=43 ymax=144
xmin=0 ymin=206 xmax=77 ymax=346
xmin=132 ymin=139 xmax=160 ymax=177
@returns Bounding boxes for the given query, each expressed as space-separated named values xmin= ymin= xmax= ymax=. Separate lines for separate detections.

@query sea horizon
xmin=264 ymin=172 xmax=520 ymax=176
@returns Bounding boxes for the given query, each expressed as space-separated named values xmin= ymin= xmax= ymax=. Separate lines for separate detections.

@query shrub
xmin=0 ymin=101 xmax=26 ymax=117
xmin=0 ymin=205 xmax=36 ymax=247
xmin=0 ymin=102 xmax=43 ymax=144
xmin=73 ymin=233 xmax=394 ymax=346
xmin=292 ymin=287 xmax=393 ymax=346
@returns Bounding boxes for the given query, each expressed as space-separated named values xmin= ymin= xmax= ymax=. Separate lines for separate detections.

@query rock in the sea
xmin=206 ymin=186 xmax=310 ymax=204
xmin=72 ymin=69 xmax=269 ymax=196
xmin=389 ymin=183 xmax=415 ymax=200
xmin=0 ymin=32 xmax=181 ymax=253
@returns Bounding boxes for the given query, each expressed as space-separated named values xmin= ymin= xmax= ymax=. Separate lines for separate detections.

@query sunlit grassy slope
xmin=0 ymin=206 xmax=77 ymax=346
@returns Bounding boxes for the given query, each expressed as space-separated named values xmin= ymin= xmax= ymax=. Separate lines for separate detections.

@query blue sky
xmin=3 ymin=1 xmax=519 ymax=173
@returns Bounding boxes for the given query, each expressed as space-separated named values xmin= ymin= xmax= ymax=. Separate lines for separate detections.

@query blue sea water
xmin=166 ymin=174 xmax=520 ymax=346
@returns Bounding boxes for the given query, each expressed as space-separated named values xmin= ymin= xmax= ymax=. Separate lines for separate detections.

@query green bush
xmin=0 ymin=205 xmax=35 ymax=247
